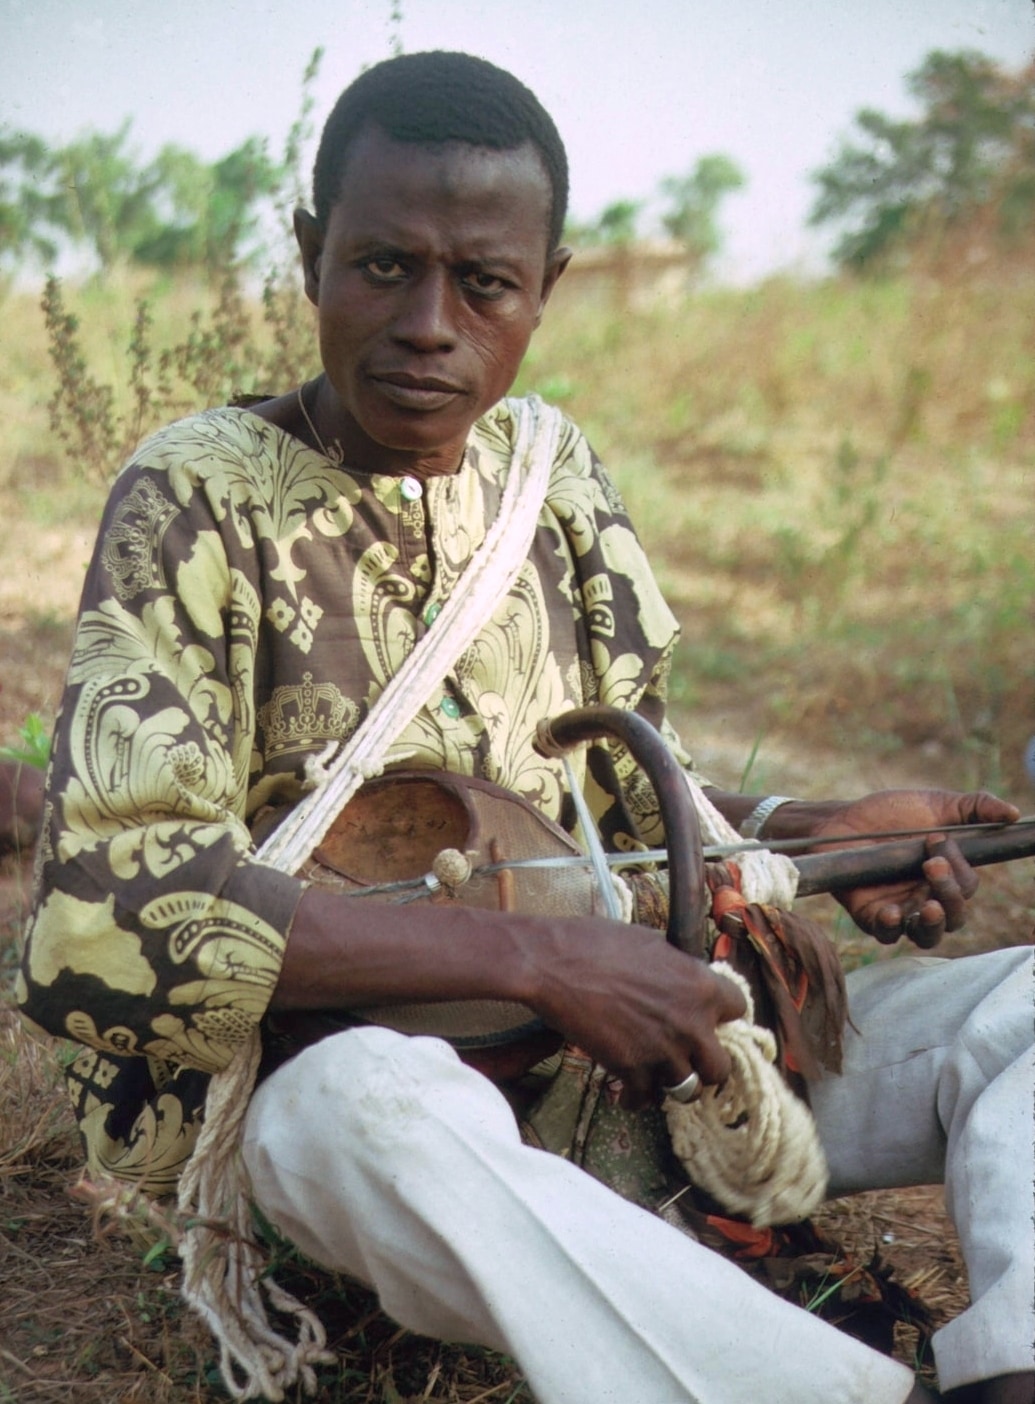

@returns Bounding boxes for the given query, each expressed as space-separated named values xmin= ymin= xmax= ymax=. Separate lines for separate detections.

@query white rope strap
xmin=664 ymin=964 xmax=828 ymax=1226
xmin=176 ymin=396 xmax=564 ymax=1401
xmin=176 ymin=1035 xmax=333 ymax=1399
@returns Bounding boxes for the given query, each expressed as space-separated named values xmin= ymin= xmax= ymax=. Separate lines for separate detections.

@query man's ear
xmin=535 ymin=246 xmax=572 ymax=327
xmin=294 ymin=208 xmax=324 ymax=306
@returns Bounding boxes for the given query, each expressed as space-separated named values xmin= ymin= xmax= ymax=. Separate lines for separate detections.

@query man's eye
xmin=463 ymin=271 xmax=507 ymax=296
xmin=363 ymin=257 xmax=406 ymax=281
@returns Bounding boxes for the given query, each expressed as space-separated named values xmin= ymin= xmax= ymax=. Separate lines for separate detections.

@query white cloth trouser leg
xmin=245 ymin=1053 xmax=909 ymax=1400
xmin=807 ymin=944 xmax=1035 ymax=1392
xmin=241 ymin=946 xmax=1033 ymax=1404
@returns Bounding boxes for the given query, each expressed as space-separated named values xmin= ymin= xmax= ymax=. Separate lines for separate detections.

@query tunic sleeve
xmin=17 ymin=418 xmax=305 ymax=1079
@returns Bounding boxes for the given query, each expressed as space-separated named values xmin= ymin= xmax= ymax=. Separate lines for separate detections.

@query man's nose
xmin=391 ymin=270 xmax=458 ymax=351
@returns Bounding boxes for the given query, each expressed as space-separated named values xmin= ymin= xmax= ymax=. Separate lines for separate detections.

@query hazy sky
xmin=2 ymin=0 xmax=1032 ymax=279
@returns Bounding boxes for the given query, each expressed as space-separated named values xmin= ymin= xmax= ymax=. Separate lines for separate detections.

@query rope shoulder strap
xmin=177 ymin=395 xmax=565 ymax=1402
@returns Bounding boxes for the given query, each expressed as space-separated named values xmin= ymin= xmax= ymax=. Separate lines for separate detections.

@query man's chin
xmin=318 ymin=372 xmax=496 ymax=473
xmin=348 ymin=408 xmax=478 ymax=477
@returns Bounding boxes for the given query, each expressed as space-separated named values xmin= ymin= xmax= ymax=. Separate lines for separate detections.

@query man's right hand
xmin=522 ymin=918 xmax=747 ymax=1107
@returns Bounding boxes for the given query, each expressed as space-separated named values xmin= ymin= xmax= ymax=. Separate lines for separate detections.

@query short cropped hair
xmin=312 ymin=51 xmax=569 ymax=251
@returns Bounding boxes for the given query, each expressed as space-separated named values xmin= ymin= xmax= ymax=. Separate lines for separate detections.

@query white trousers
xmin=242 ymin=946 xmax=1034 ymax=1403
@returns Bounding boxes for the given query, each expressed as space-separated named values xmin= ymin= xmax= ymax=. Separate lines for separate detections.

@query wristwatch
xmin=739 ymin=795 xmax=797 ymax=840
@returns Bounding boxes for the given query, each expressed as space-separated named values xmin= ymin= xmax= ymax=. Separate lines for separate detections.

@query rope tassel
xmin=664 ymin=964 xmax=829 ymax=1227
xmin=176 ymin=1037 xmax=334 ymax=1401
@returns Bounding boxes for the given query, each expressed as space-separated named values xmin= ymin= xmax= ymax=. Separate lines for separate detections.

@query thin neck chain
xmin=296 ymin=380 xmax=344 ymax=465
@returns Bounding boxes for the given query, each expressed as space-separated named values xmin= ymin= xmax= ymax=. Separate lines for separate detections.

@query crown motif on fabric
xmin=102 ymin=475 xmax=179 ymax=601
xmin=258 ymin=672 xmax=359 ymax=758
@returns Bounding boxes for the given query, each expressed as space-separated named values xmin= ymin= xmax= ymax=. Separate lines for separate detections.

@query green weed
xmin=0 ymin=712 xmax=50 ymax=769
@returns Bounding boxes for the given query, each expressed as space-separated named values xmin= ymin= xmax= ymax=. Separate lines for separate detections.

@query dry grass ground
xmin=0 ymin=257 xmax=1032 ymax=1401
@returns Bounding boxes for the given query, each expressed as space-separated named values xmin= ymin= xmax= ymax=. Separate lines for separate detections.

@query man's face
xmin=297 ymin=127 xmax=569 ymax=478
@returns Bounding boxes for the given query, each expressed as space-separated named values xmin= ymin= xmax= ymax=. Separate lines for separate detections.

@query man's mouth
xmin=370 ymin=371 xmax=466 ymax=409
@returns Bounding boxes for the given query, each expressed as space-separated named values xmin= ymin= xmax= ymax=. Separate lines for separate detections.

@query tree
xmin=810 ymin=50 xmax=1035 ymax=270
xmin=0 ymin=129 xmax=62 ymax=263
xmin=0 ymin=123 xmax=282 ymax=273
xmin=658 ymin=154 xmax=745 ymax=268
xmin=45 ymin=122 xmax=163 ymax=270
xmin=131 ymin=136 xmax=281 ymax=269
xmin=566 ymin=198 xmax=644 ymax=249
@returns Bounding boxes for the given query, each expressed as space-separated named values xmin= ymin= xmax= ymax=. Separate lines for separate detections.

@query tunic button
xmin=423 ymin=602 xmax=442 ymax=625
xmin=399 ymin=475 xmax=423 ymax=502
xmin=439 ymin=696 xmax=461 ymax=719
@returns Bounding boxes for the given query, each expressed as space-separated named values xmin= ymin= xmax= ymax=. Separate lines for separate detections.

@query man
xmin=17 ymin=51 xmax=1033 ymax=1404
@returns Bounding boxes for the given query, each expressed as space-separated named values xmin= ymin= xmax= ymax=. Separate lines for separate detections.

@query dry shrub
xmin=0 ymin=1008 xmax=80 ymax=1177
xmin=518 ymin=262 xmax=1034 ymax=801
xmin=39 ymin=265 xmax=319 ymax=487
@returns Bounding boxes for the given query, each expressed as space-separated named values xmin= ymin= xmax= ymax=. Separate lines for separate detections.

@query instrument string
xmin=332 ymin=817 xmax=1035 ymax=902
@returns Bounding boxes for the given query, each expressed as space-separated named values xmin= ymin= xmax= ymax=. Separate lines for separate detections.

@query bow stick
xmin=790 ymin=819 xmax=1035 ymax=895
xmin=466 ymin=818 xmax=1035 ymax=883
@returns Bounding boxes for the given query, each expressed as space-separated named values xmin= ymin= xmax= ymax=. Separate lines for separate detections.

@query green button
xmin=424 ymin=602 xmax=442 ymax=625
xmin=439 ymin=696 xmax=461 ymax=719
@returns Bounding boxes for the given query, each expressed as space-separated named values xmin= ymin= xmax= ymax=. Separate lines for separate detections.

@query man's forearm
xmin=270 ymin=884 xmax=540 ymax=1011
xmin=271 ymin=883 xmax=748 ymax=1095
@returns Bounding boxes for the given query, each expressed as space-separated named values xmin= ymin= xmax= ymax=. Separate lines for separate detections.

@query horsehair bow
xmin=349 ymin=820 xmax=1035 ymax=894
xmin=534 ymin=707 xmax=1035 ymax=904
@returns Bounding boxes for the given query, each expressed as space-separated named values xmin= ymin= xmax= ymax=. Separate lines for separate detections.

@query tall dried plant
xmin=41 ymin=49 xmax=325 ymax=484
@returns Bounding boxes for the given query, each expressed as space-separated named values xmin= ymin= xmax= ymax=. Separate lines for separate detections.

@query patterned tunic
xmin=17 ymin=397 xmax=698 ymax=1193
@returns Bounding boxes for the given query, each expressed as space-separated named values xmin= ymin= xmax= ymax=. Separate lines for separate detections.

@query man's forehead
xmin=329 ymin=126 xmax=553 ymax=221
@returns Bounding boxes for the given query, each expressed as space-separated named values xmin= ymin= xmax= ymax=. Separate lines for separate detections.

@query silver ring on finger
xmin=662 ymin=1070 xmax=702 ymax=1104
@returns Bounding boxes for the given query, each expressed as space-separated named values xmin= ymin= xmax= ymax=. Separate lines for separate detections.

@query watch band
xmin=739 ymin=795 xmax=797 ymax=840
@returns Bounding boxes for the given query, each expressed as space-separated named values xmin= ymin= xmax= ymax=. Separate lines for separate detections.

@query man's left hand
xmin=808 ymin=789 xmax=1020 ymax=947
